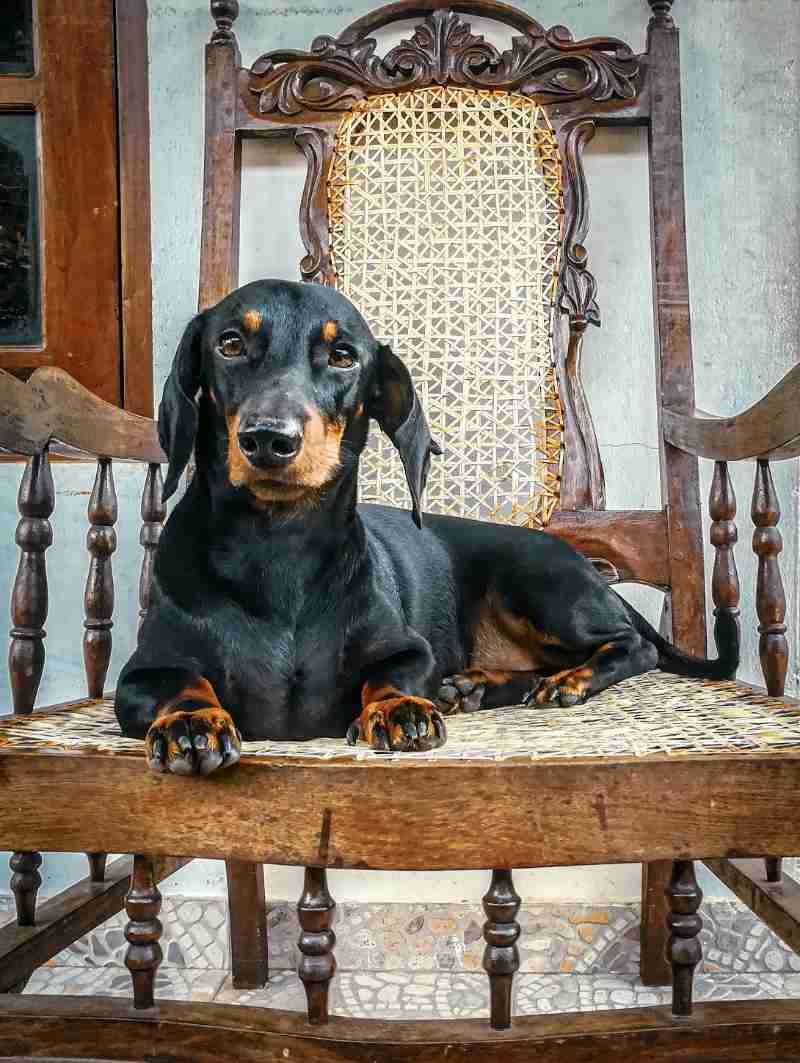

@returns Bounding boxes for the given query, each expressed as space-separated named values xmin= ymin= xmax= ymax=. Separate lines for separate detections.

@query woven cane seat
xmin=3 ymin=673 xmax=800 ymax=764
xmin=328 ymin=86 xmax=564 ymax=528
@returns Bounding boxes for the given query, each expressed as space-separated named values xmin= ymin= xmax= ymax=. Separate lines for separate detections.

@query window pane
xmin=0 ymin=114 xmax=41 ymax=346
xmin=0 ymin=0 xmax=34 ymax=76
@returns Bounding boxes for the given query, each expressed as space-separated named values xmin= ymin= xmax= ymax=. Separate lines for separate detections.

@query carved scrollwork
xmin=295 ymin=128 xmax=336 ymax=285
xmin=249 ymin=8 xmax=639 ymax=117
xmin=559 ymin=118 xmax=600 ymax=327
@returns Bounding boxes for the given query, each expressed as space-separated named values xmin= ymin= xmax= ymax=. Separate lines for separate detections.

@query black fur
xmin=116 ymin=280 xmax=739 ymax=767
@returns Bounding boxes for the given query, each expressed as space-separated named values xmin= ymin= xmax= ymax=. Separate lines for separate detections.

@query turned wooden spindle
xmin=709 ymin=461 xmax=741 ymax=654
xmin=10 ymin=851 xmax=42 ymax=928
xmin=10 ymin=448 xmax=54 ymax=713
xmin=139 ymin=463 xmax=166 ymax=631
xmin=666 ymin=859 xmax=702 ymax=1017
xmin=647 ymin=0 xmax=675 ymax=25
xmin=752 ymin=459 xmax=788 ymax=697
xmin=124 ymin=854 xmax=163 ymax=1009
xmin=9 ymin=448 xmax=54 ymax=927
xmin=297 ymin=867 xmax=337 ymax=1024
xmin=83 ymin=458 xmax=117 ymax=698
xmin=87 ymin=852 xmax=108 ymax=883
xmin=210 ymin=0 xmax=239 ymax=42
xmin=482 ymin=869 xmax=521 ymax=1030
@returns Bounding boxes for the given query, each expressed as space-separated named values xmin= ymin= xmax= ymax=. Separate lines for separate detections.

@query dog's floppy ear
xmin=369 ymin=344 xmax=441 ymax=528
xmin=158 ymin=312 xmax=205 ymax=501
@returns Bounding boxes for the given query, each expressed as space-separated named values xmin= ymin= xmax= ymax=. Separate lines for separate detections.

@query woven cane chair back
xmin=328 ymin=86 xmax=564 ymax=527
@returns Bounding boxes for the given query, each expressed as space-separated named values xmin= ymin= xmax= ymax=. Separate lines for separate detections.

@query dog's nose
xmin=238 ymin=420 xmax=302 ymax=467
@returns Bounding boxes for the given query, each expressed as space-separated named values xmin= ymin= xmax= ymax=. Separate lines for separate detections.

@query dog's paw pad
xmin=348 ymin=696 xmax=446 ymax=753
xmin=145 ymin=707 xmax=242 ymax=777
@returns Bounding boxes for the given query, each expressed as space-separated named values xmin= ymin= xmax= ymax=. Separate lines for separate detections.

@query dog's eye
xmin=218 ymin=332 xmax=244 ymax=359
xmin=329 ymin=346 xmax=357 ymax=370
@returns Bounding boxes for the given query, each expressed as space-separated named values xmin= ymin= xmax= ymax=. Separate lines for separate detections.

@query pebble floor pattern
xmin=5 ymin=893 xmax=800 ymax=1017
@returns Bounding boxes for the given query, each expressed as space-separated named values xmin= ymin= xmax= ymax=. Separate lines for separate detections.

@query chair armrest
xmin=663 ymin=363 xmax=800 ymax=461
xmin=0 ymin=367 xmax=164 ymax=462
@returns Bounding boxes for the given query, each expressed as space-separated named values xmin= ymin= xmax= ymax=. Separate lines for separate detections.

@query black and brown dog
xmin=116 ymin=279 xmax=738 ymax=775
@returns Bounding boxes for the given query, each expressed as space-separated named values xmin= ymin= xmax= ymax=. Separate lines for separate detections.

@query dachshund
xmin=115 ymin=280 xmax=738 ymax=775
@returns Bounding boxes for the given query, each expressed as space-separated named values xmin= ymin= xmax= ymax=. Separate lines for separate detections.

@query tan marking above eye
xmin=242 ymin=309 xmax=263 ymax=332
xmin=322 ymin=319 xmax=338 ymax=342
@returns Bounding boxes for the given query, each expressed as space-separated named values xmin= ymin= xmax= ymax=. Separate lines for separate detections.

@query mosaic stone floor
xmin=6 ymin=893 xmax=800 ymax=1017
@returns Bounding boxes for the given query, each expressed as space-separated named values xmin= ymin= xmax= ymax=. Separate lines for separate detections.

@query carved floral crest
xmin=249 ymin=9 xmax=640 ymax=117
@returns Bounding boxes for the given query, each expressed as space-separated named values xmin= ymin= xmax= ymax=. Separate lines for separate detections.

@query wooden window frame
xmin=0 ymin=0 xmax=153 ymax=416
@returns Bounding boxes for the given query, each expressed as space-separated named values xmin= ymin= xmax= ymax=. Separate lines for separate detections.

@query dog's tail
xmin=623 ymin=601 xmax=740 ymax=681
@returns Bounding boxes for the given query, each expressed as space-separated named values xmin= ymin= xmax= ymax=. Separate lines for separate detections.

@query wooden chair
xmin=2 ymin=0 xmax=800 ymax=1057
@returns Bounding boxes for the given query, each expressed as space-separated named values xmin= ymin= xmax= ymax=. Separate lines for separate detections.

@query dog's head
xmin=158 ymin=280 xmax=440 ymax=526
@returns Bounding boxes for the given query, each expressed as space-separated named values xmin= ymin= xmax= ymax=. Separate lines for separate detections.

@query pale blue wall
xmin=1 ymin=0 xmax=798 ymax=902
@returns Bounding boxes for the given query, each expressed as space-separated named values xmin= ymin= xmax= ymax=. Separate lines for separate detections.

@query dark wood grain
xmin=9 ymin=449 xmax=54 ymax=714
xmin=226 ymin=859 xmax=268 ymax=989
xmin=0 ymin=856 xmax=189 ymax=994
xmin=0 ymin=368 xmax=164 ymax=462
xmin=87 ymin=852 xmax=108 ymax=883
xmin=116 ymin=0 xmax=155 ymax=417
xmin=709 ymin=461 xmax=741 ymax=667
xmin=482 ymin=869 xmax=521 ymax=1030
xmin=704 ymin=858 xmax=800 ymax=957
xmin=647 ymin=15 xmax=706 ymax=657
xmin=138 ymin=464 xmax=166 ymax=632
xmin=5 ymin=995 xmax=800 ymax=1062
xmin=8 ymin=448 xmax=53 ymax=929
xmin=555 ymin=118 xmax=604 ymax=512
xmin=199 ymin=33 xmax=242 ymax=310
xmin=295 ymin=127 xmax=336 ymax=285
xmin=639 ymin=860 xmax=671 ymax=986
xmin=663 ymin=364 xmax=800 ymax=462
xmin=666 ymin=859 xmax=702 ymax=1017
xmin=83 ymin=459 xmax=118 ymax=699
xmin=298 ymin=867 xmax=337 ymax=1025
xmin=124 ymin=854 xmax=163 ymax=1009
xmin=247 ymin=7 xmax=639 ymax=118
xmin=547 ymin=510 xmax=669 ymax=588
xmin=752 ymin=460 xmax=788 ymax=696
xmin=6 ymin=748 xmax=800 ymax=870
xmin=0 ymin=0 xmax=121 ymax=401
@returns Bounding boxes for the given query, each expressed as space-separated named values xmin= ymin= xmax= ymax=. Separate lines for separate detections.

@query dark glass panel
xmin=0 ymin=114 xmax=41 ymax=346
xmin=0 ymin=0 xmax=34 ymax=76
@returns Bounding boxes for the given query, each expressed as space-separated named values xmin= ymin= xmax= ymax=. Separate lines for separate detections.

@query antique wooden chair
xmin=2 ymin=0 xmax=800 ymax=1057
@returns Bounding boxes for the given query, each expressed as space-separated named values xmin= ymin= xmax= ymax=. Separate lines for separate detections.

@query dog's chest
xmin=223 ymin=600 xmax=355 ymax=739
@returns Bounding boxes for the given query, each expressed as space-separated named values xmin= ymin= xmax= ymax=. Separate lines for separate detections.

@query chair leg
xmin=226 ymin=859 xmax=268 ymax=989
xmin=10 ymin=851 xmax=42 ymax=927
xmin=298 ymin=867 xmax=336 ymax=1025
xmin=124 ymin=854 xmax=163 ymax=1009
xmin=640 ymin=860 xmax=671 ymax=986
xmin=666 ymin=859 xmax=703 ymax=1017
xmin=765 ymin=857 xmax=783 ymax=883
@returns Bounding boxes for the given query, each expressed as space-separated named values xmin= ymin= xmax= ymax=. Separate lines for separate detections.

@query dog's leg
xmin=436 ymin=669 xmax=543 ymax=714
xmin=531 ymin=634 xmax=658 ymax=708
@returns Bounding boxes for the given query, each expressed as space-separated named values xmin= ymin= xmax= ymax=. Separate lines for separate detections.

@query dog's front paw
xmin=145 ymin=707 xmax=242 ymax=776
xmin=346 ymin=696 xmax=446 ymax=752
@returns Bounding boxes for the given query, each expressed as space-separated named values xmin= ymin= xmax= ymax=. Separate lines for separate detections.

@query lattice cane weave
xmin=328 ymin=86 xmax=565 ymax=527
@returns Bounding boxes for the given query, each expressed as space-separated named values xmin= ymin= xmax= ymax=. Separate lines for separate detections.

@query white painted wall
xmin=1 ymin=0 xmax=798 ymax=906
